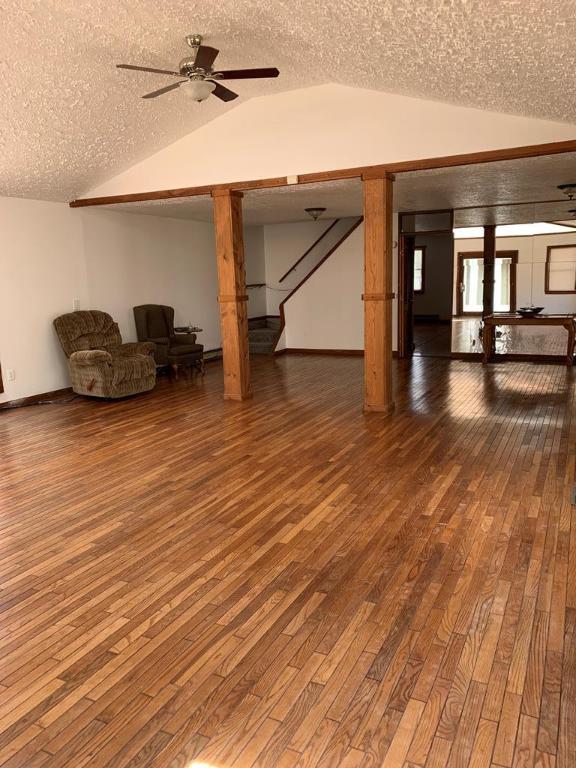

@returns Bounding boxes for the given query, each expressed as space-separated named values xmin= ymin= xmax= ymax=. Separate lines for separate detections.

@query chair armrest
xmin=117 ymin=342 xmax=156 ymax=356
xmin=171 ymin=333 xmax=197 ymax=345
xmin=70 ymin=349 xmax=112 ymax=366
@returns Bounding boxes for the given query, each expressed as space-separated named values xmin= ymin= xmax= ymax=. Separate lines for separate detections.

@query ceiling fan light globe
xmin=181 ymin=80 xmax=216 ymax=101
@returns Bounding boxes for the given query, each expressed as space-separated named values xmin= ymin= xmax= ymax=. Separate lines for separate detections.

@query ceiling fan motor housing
xmin=179 ymin=57 xmax=211 ymax=78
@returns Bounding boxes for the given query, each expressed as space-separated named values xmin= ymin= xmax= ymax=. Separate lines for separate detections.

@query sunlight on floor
xmin=188 ymin=762 xmax=222 ymax=768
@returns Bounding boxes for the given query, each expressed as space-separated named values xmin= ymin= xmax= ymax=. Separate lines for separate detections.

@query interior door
xmin=399 ymin=235 xmax=415 ymax=357
xmin=457 ymin=252 xmax=517 ymax=315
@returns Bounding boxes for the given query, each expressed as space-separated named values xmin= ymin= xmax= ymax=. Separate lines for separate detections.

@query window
xmin=546 ymin=245 xmax=576 ymax=294
xmin=414 ymin=247 xmax=425 ymax=293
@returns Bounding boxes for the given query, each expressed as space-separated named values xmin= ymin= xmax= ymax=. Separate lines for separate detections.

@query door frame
xmin=398 ymin=235 xmax=416 ymax=358
xmin=456 ymin=250 xmax=518 ymax=316
xmin=398 ymin=229 xmax=455 ymax=358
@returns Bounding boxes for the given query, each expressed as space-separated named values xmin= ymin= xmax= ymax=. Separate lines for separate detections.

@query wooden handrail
xmin=272 ymin=216 xmax=364 ymax=353
xmin=278 ymin=219 xmax=341 ymax=283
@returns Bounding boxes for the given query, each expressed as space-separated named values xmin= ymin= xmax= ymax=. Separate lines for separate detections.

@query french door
xmin=456 ymin=251 xmax=518 ymax=315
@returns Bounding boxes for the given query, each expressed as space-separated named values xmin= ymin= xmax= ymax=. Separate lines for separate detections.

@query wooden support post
xmin=482 ymin=224 xmax=496 ymax=319
xmin=212 ymin=189 xmax=251 ymax=401
xmin=362 ymin=174 xmax=395 ymax=415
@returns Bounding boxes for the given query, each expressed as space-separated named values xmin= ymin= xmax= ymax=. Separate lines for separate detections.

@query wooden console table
xmin=483 ymin=313 xmax=576 ymax=366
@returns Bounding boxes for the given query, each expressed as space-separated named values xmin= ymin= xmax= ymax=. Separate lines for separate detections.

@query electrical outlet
xmin=73 ymin=298 xmax=81 ymax=311
xmin=7 ymin=369 xmax=15 ymax=382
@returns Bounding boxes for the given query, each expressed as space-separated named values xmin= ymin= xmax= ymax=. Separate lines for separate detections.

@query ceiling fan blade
xmin=194 ymin=45 xmax=220 ymax=70
xmin=142 ymin=81 xmax=186 ymax=99
xmin=215 ymin=67 xmax=279 ymax=80
xmin=209 ymin=82 xmax=239 ymax=102
xmin=117 ymin=63 xmax=180 ymax=76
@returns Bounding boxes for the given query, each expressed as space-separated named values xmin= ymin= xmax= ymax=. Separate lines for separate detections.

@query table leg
xmin=565 ymin=321 xmax=575 ymax=367
xmin=482 ymin=323 xmax=494 ymax=364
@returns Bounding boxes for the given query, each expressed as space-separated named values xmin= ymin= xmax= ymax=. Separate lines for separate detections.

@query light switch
xmin=73 ymin=298 xmax=81 ymax=311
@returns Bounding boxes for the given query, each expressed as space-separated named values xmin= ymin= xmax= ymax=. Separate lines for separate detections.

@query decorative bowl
xmin=517 ymin=306 xmax=544 ymax=317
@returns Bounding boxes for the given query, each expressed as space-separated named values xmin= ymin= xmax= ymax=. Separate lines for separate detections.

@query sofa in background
xmin=54 ymin=310 xmax=156 ymax=398
xmin=133 ymin=304 xmax=204 ymax=376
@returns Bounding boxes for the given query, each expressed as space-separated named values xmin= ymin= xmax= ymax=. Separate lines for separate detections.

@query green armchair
xmin=133 ymin=304 xmax=204 ymax=375
xmin=54 ymin=310 xmax=156 ymax=398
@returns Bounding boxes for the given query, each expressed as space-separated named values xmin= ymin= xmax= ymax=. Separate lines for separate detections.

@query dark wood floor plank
xmin=0 ymin=355 xmax=574 ymax=766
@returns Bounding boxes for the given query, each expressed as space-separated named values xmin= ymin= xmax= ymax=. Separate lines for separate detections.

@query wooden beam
xmin=482 ymin=224 xmax=496 ymax=319
xmin=68 ymin=138 xmax=576 ymax=209
xmin=363 ymin=175 xmax=395 ymax=415
xmin=212 ymin=190 xmax=251 ymax=401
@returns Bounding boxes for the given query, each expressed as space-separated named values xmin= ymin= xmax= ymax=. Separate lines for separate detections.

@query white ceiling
xmin=4 ymin=0 xmax=576 ymax=201
xmin=97 ymin=153 xmax=576 ymax=226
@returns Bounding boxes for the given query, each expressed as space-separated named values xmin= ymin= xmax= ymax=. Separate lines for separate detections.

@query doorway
xmin=398 ymin=210 xmax=455 ymax=359
xmin=456 ymin=251 xmax=518 ymax=315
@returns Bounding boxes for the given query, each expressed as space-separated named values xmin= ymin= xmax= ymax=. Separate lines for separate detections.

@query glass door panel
xmin=494 ymin=257 xmax=512 ymax=311
xmin=459 ymin=255 xmax=515 ymax=314
xmin=461 ymin=258 xmax=484 ymax=313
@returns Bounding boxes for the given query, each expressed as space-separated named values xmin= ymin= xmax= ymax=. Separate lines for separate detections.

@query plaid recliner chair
xmin=53 ymin=310 xmax=156 ymax=398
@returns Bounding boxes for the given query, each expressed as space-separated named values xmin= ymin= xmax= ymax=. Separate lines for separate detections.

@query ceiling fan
xmin=117 ymin=34 xmax=279 ymax=103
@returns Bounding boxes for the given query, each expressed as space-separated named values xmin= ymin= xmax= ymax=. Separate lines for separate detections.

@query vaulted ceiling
xmin=4 ymin=0 xmax=576 ymax=201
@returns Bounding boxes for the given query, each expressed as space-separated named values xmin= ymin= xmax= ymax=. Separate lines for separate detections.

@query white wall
xmin=264 ymin=216 xmax=403 ymax=352
xmin=454 ymin=233 xmax=576 ymax=314
xmin=0 ymin=197 xmax=88 ymax=402
xmin=284 ymin=226 xmax=364 ymax=350
xmin=263 ymin=219 xmax=338 ymax=315
xmin=413 ymin=233 xmax=454 ymax=320
xmin=1 ymin=202 xmax=271 ymax=402
xmin=86 ymin=84 xmax=576 ymax=199
xmin=80 ymin=210 xmax=222 ymax=352
xmin=244 ymin=225 xmax=267 ymax=318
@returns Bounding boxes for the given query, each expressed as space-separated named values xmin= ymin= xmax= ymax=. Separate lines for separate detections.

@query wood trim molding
xmin=69 ymin=138 xmax=576 ymax=209
xmin=280 ymin=348 xmax=365 ymax=356
xmin=212 ymin=189 xmax=244 ymax=199
xmin=361 ymin=293 xmax=395 ymax=301
xmin=0 ymin=387 xmax=73 ymax=409
xmin=277 ymin=348 xmax=401 ymax=358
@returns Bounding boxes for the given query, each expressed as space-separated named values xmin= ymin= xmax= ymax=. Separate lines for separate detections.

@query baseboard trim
xmin=223 ymin=391 xmax=253 ymax=402
xmin=363 ymin=402 xmax=395 ymax=416
xmin=0 ymin=386 xmax=73 ymax=410
xmin=277 ymin=348 xmax=400 ymax=359
xmin=450 ymin=352 xmax=571 ymax=364
xmin=280 ymin=348 xmax=365 ymax=356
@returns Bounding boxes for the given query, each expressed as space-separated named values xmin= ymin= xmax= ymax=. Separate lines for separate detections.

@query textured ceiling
xmin=99 ymin=153 xmax=576 ymax=226
xmin=4 ymin=0 xmax=576 ymax=201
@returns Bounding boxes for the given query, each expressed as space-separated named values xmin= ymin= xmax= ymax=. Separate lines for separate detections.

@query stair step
xmin=249 ymin=329 xmax=278 ymax=342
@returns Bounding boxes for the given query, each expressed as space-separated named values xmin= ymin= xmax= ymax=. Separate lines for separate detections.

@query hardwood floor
xmin=451 ymin=319 xmax=570 ymax=357
xmin=414 ymin=320 xmax=571 ymax=359
xmin=0 ymin=355 xmax=575 ymax=768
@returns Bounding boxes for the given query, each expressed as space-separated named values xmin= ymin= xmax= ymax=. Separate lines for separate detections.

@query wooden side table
xmin=483 ymin=313 xmax=576 ymax=366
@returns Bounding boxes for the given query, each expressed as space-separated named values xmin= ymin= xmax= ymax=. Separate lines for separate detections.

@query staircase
xmin=273 ymin=216 xmax=364 ymax=352
xmin=248 ymin=316 xmax=281 ymax=354
xmin=247 ymin=217 xmax=363 ymax=355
